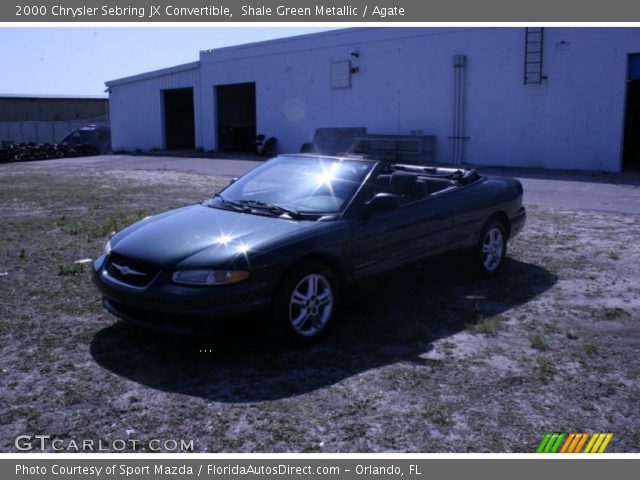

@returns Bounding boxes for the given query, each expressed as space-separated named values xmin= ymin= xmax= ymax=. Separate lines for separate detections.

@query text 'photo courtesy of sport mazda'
xmin=92 ymin=154 xmax=526 ymax=343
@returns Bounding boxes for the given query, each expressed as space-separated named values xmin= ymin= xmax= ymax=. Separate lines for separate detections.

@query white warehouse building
xmin=106 ymin=27 xmax=640 ymax=172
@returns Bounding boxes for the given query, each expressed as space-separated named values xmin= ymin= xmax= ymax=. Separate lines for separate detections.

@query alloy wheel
xmin=482 ymin=227 xmax=504 ymax=272
xmin=288 ymin=273 xmax=334 ymax=337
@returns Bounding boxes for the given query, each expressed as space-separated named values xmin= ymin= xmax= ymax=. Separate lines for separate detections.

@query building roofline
xmin=105 ymin=61 xmax=200 ymax=88
xmin=199 ymin=27 xmax=357 ymax=57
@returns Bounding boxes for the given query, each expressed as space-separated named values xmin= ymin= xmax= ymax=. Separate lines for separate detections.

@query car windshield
xmin=215 ymin=155 xmax=374 ymax=216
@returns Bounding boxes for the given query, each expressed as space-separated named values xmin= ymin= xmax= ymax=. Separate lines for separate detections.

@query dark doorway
xmin=163 ymin=88 xmax=195 ymax=150
xmin=623 ymin=54 xmax=640 ymax=170
xmin=216 ymin=82 xmax=256 ymax=153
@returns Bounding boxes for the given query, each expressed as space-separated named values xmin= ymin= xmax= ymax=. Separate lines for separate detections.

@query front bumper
xmin=92 ymin=255 xmax=272 ymax=335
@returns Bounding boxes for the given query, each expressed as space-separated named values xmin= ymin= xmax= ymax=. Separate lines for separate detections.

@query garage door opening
xmin=623 ymin=54 xmax=640 ymax=170
xmin=163 ymin=88 xmax=195 ymax=150
xmin=216 ymin=82 xmax=256 ymax=153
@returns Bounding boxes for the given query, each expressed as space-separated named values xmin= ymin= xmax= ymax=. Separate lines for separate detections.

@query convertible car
xmin=92 ymin=154 xmax=526 ymax=343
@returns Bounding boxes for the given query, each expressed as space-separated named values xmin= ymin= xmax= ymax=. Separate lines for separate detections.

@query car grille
xmin=105 ymin=253 xmax=159 ymax=288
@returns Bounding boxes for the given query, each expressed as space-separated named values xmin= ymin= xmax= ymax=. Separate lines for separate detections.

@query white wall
xmin=108 ymin=65 xmax=198 ymax=152
xmin=110 ymin=27 xmax=640 ymax=172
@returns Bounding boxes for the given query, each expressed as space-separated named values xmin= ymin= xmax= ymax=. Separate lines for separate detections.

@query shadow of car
xmin=90 ymin=258 xmax=556 ymax=403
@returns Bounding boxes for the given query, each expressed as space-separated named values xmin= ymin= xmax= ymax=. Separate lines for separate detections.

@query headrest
xmin=390 ymin=172 xmax=417 ymax=192
xmin=375 ymin=174 xmax=392 ymax=186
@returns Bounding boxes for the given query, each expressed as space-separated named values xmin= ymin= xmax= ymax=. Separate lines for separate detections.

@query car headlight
xmin=104 ymin=239 xmax=112 ymax=256
xmin=172 ymin=269 xmax=250 ymax=286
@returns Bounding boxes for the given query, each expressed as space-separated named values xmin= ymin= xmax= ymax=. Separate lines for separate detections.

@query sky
xmin=0 ymin=27 xmax=337 ymax=96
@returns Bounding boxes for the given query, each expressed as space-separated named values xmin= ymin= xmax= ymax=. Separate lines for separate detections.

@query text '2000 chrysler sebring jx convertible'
xmin=92 ymin=154 xmax=526 ymax=343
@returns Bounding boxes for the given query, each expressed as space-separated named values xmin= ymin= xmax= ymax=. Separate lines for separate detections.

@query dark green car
xmin=92 ymin=154 xmax=526 ymax=343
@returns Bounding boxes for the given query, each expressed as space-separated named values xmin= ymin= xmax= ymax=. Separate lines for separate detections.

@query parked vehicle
xmin=92 ymin=154 xmax=526 ymax=343
xmin=59 ymin=125 xmax=111 ymax=154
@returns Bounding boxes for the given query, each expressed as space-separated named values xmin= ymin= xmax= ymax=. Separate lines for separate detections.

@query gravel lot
xmin=0 ymin=160 xmax=638 ymax=452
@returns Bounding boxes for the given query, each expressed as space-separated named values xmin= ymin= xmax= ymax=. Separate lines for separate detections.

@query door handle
xmin=434 ymin=211 xmax=448 ymax=221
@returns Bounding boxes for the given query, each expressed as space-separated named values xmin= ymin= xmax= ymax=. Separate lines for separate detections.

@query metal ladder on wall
xmin=524 ymin=27 xmax=545 ymax=84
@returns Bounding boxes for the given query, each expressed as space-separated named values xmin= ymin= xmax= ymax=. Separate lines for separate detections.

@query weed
xmin=468 ymin=315 xmax=504 ymax=336
xmin=601 ymin=307 xmax=626 ymax=320
xmin=535 ymin=356 xmax=557 ymax=383
xmin=529 ymin=334 xmax=550 ymax=351
xmin=441 ymin=340 xmax=455 ymax=350
xmin=584 ymin=342 xmax=599 ymax=356
xmin=552 ymin=213 xmax=565 ymax=238
xmin=425 ymin=359 xmax=444 ymax=368
xmin=422 ymin=403 xmax=453 ymax=426
xmin=58 ymin=263 xmax=84 ymax=276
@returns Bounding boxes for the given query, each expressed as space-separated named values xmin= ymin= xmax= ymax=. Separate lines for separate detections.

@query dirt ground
xmin=0 ymin=162 xmax=638 ymax=452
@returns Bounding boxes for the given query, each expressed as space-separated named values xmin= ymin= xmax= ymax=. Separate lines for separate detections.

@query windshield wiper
xmin=209 ymin=194 xmax=251 ymax=212
xmin=236 ymin=199 xmax=302 ymax=219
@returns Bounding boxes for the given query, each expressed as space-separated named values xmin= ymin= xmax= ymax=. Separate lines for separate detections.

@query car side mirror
xmin=228 ymin=177 xmax=238 ymax=186
xmin=365 ymin=193 xmax=400 ymax=213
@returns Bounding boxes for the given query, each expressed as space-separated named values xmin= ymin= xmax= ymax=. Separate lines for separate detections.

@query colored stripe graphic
xmin=537 ymin=433 xmax=612 ymax=453
xmin=584 ymin=433 xmax=599 ymax=453
xmin=567 ymin=433 xmax=587 ymax=453
xmin=536 ymin=433 xmax=552 ymax=453
xmin=597 ymin=433 xmax=613 ymax=453
xmin=573 ymin=433 xmax=589 ymax=453
xmin=537 ymin=433 xmax=566 ymax=453
xmin=559 ymin=433 xmax=576 ymax=453
xmin=549 ymin=433 xmax=566 ymax=453
xmin=584 ymin=433 xmax=613 ymax=453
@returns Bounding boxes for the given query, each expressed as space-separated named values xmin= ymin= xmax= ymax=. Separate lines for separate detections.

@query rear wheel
xmin=272 ymin=260 xmax=338 ymax=345
xmin=476 ymin=218 xmax=507 ymax=276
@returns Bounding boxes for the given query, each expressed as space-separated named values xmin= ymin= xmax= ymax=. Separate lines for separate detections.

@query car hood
xmin=110 ymin=204 xmax=313 ymax=268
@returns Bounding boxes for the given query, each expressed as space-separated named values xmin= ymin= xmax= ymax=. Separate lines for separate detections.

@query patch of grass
xmin=601 ymin=307 xmax=627 ymax=320
xmin=529 ymin=333 xmax=550 ymax=351
xmin=535 ymin=356 xmax=557 ymax=383
xmin=584 ymin=342 xmax=599 ymax=356
xmin=422 ymin=403 xmax=453 ymax=427
xmin=58 ymin=263 xmax=84 ymax=276
xmin=441 ymin=340 xmax=455 ymax=351
xmin=425 ymin=358 xmax=445 ymax=368
xmin=63 ymin=210 xmax=150 ymax=240
xmin=468 ymin=315 xmax=504 ymax=336
xmin=19 ymin=248 xmax=26 ymax=259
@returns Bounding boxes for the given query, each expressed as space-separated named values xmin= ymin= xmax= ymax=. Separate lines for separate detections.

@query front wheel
xmin=476 ymin=219 xmax=507 ymax=276
xmin=272 ymin=260 xmax=338 ymax=345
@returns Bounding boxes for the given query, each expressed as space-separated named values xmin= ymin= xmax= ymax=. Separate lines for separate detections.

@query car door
xmin=346 ymin=194 xmax=454 ymax=281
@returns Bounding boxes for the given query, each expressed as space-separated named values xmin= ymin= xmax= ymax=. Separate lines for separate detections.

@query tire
xmin=272 ymin=260 xmax=339 ymax=345
xmin=476 ymin=218 xmax=508 ymax=276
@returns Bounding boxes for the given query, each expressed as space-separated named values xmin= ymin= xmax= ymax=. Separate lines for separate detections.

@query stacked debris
xmin=0 ymin=141 xmax=100 ymax=163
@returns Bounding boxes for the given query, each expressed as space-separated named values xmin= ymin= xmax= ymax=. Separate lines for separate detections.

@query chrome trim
xmin=101 ymin=269 xmax=153 ymax=290
xmin=111 ymin=262 xmax=146 ymax=277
